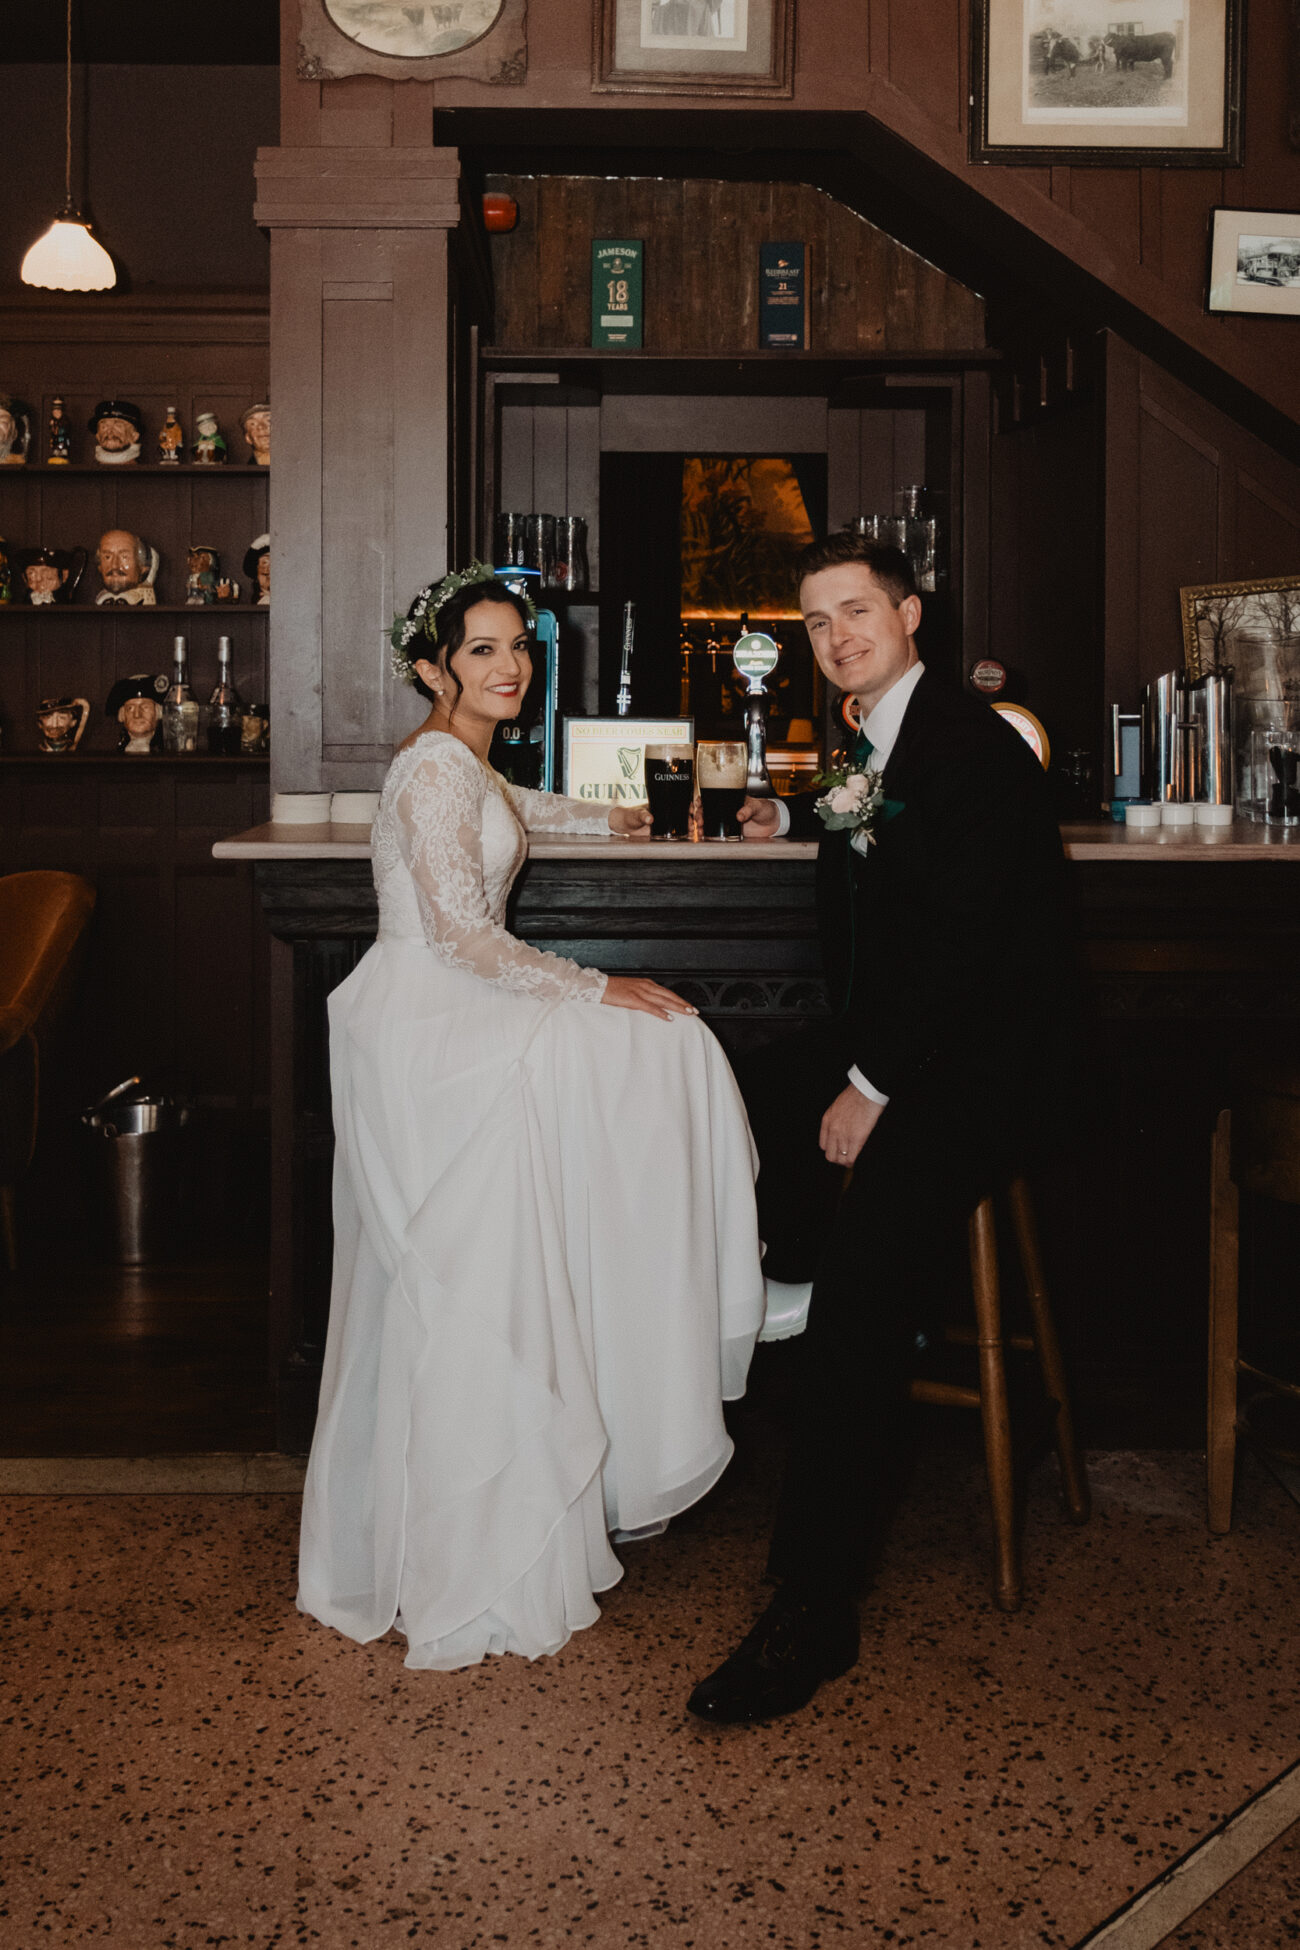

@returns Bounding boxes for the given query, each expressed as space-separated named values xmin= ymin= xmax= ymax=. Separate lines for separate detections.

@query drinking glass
xmin=523 ymin=513 xmax=557 ymax=586
xmin=644 ymin=743 xmax=694 ymax=839
xmin=696 ymin=740 xmax=748 ymax=840
xmin=1253 ymin=726 xmax=1300 ymax=825
xmin=493 ymin=511 xmax=528 ymax=568
xmin=554 ymin=515 xmax=589 ymax=592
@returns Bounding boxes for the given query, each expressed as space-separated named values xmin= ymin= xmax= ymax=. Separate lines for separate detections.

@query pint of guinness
xmin=697 ymin=741 xmax=748 ymax=841
xmin=644 ymin=743 xmax=695 ymax=839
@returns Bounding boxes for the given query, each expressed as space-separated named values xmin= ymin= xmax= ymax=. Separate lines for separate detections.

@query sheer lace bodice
xmin=372 ymin=730 xmax=611 ymax=1003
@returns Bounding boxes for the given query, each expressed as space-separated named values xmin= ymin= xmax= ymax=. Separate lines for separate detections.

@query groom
xmin=687 ymin=530 xmax=1080 ymax=1724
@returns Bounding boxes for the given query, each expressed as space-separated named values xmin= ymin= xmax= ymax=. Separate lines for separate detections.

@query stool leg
xmin=1207 ymin=1109 xmax=1240 ymax=1535
xmin=969 ymin=1197 xmax=1022 ymax=1612
xmin=1008 ymin=1176 xmax=1091 ymax=1526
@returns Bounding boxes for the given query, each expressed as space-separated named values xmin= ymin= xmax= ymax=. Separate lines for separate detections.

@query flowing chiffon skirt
xmin=297 ymin=939 xmax=765 ymax=1669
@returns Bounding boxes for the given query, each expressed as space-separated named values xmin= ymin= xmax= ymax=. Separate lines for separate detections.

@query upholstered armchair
xmin=0 ymin=871 xmax=96 ymax=1270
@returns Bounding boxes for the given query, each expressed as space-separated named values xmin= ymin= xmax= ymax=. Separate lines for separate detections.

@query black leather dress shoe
xmin=686 ymin=1589 xmax=860 ymax=1725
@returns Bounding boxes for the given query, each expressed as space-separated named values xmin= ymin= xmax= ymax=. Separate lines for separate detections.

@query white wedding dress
xmin=297 ymin=729 xmax=765 ymax=1670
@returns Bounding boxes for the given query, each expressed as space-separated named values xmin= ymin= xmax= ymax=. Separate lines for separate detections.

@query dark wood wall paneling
xmin=487 ymin=175 xmax=987 ymax=356
xmin=416 ymin=0 xmax=1300 ymax=434
xmin=3 ymin=66 xmax=275 ymax=291
xmin=0 ymin=298 xmax=272 ymax=1248
xmin=1104 ymin=334 xmax=1300 ymax=709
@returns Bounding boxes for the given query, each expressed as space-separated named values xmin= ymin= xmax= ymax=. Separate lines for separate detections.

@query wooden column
xmin=253 ymin=146 xmax=463 ymax=792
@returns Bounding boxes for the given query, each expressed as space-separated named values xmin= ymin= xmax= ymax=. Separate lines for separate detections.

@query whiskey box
xmin=759 ymin=242 xmax=807 ymax=350
xmin=592 ymin=240 xmax=644 ymax=349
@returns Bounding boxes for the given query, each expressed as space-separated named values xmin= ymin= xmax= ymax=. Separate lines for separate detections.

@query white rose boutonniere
xmin=813 ymin=758 xmax=904 ymax=855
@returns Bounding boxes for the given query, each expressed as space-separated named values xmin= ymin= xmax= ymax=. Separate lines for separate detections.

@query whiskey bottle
xmin=158 ymin=405 xmax=183 ymax=465
xmin=161 ymin=636 xmax=200 ymax=754
xmin=207 ymin=635 xmax=244 ymax=754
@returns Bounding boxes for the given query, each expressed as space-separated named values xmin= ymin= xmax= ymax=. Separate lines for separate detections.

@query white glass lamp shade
xmin=21 ymin=216 xmax=115 ymax=292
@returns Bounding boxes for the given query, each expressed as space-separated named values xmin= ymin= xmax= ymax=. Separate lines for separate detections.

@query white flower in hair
xmin=389 ymin=560 xmax=538 ymax=684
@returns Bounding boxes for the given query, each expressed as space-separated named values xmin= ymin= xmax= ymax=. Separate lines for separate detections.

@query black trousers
xmin=736 ymin=1023 xmax=1011 ymax=1600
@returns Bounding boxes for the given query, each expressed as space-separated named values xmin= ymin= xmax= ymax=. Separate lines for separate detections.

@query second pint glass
xmin=697 ymin=740 xmax=748 ymax=840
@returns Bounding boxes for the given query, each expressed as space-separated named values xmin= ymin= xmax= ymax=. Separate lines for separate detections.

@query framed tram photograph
xmin=1207 ymin=210 xmax=1300 ymax=316
xmin=593 ymin=0 xmax=794 ymax=96
xmin=970 ymin=0 xmax=1242 ymax=166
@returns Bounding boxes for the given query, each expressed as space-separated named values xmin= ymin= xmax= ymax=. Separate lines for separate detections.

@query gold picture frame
xmin=593 ymin=0 xmax=794 ymax=97
xmin=1181 ymin=575 xmax=1300 ymax=686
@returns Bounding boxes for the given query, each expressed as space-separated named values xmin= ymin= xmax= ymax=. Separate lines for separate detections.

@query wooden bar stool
xmin=1207 ymin=1064 xmax=1300 ymax=1533
xmin=910 ymin=1175 xmax=1091 ymax=1610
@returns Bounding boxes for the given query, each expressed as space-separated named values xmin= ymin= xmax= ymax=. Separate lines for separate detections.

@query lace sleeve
xmin=394 ymin=747 xmax=606 ymax=1004
xmin=501 ymin=782 xmax=613 ymax=836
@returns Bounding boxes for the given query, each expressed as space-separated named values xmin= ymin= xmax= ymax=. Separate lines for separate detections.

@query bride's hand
xmin=608 ymin=802 xmax=653 ymax=838
xmin=601 ymin=975 xmax=698 ymax=1021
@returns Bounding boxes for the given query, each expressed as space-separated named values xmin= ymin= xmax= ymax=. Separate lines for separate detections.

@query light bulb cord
xmin=64 ymin=0 xmax=73 ymax=209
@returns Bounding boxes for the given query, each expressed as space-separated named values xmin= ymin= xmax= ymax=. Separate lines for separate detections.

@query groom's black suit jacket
xmin=760 ymin=669 xmax=1080 ymax=1593
xmin=786 ymin=668 xmax=1078 ymax=1147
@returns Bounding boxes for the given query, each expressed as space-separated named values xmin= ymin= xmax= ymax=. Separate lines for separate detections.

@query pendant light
xmin=20 ymin=0 xmax=116 ymax=292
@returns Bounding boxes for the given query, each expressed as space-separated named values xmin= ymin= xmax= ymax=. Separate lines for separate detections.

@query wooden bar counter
xmin=214 ymin=820 xmax=1300 ymax=1449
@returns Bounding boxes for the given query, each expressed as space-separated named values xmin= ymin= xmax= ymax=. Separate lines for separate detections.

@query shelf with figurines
xmin=0 ymin=395 xmax=271 ymax=471
xmin=0 ymin=605 xmax=271 ymax=618
xmin=6 ymin=464 xmax=272 ymax=476
xmin=8 ymin=676 xmax=271 ymax=762
xmin=0 ymin=532 xmax=272 ymax=612
xmin=0 ymin=752 xmax=269 ymax=765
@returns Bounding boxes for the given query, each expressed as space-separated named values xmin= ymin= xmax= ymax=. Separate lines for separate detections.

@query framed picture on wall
xmin=970 ymin=0 xmax=1242 ymax=166
xmin=297 ymin=0 xmax=526 ymax=82
xmin=1181 ymin=576 xmax=1300 ymax=681
xmin=593 ymin=0 xmax=794 ymax=96
xmin=1207 ymin=210 xmax=1300 ymax=316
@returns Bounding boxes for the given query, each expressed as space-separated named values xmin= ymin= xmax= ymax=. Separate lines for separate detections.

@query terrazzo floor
xmin=1163 ymin=1817 xmax=1300 ymax=1946
xmin=3 ymin=1429 xmax=1297 ymax=1950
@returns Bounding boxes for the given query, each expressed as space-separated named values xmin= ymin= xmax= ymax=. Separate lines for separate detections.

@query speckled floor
xmin=1162 ymin=1818 xmax=1300 ymax=1946
xmin=3 ymin=1437 xmax=1297 ymax=1950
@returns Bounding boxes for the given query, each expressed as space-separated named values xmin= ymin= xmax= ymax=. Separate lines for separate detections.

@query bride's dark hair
xmin=408 ymin=578 xmax=532 ymax=710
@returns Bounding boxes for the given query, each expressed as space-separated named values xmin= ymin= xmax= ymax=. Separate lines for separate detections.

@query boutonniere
xmin=813 ymin=757 xmax=902 ymax=855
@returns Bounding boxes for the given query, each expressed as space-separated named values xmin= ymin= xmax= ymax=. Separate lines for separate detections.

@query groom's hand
xmin=819 ymin=1086 xmax=884 ymax=1166
xmin=737 ymin=796 xmax=782 ymax=840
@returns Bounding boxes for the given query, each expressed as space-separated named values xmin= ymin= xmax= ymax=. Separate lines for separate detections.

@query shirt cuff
xmin=847 ymin=1065 xmax=889 ymax=1107
xmin=771 ymin=798 xmax=792 ymax=838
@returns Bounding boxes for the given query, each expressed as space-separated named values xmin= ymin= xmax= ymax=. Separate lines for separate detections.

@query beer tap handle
xmin=616 ymin=600 xmax=635 ymax=717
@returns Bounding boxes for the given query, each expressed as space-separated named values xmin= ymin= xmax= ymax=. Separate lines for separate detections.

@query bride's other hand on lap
xmin=608 ymin=802 xmax=653 ymax=839
xmin=601 ymin=976 xmax=698 ymax=1021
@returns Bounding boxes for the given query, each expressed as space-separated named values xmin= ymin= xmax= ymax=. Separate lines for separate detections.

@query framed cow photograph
xmin=970 ymin=0 xmax=1243 ymax=166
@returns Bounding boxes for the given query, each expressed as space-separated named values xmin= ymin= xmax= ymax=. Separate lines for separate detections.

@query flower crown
xmin=389 ymin=560 xmax=538 ymax=684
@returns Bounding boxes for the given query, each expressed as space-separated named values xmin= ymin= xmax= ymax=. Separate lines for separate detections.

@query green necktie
xmin=852 ymin=730 xmax=875 ymax=769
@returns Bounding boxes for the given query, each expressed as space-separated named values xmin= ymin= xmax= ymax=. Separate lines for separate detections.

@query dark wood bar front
xmin=214 ymin=824 xmax=1300 ymax=1450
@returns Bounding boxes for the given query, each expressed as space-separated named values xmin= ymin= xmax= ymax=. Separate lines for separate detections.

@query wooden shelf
xmin=1 ymin=752 xmax=269 ymax=767
xmin=481 ymin=346 xmax=1002 ymax=399
xmin=0 ymin=605 xmax=269 ymax=617
xmin=8 ymin=465 xmax=270 ymax=477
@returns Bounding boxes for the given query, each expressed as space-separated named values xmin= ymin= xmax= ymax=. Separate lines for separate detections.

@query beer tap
xmin=616 ymin=601 xmax=635 ymax=718
xmin=678 ymin=627 xmax=693 ymax=716
xmin=732 ymin=628 xmax=781 ymax=797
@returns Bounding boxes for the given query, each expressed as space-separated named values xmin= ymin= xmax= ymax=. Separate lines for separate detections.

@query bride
xmin=297 ymin=563 xmax=766 ymax=1670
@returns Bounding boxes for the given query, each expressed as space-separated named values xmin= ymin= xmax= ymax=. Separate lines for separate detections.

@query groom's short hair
xmin=795 ymin=531 xmax=918 ymax=610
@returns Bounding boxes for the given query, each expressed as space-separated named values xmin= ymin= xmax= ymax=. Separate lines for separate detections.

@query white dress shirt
xmin=771 ymin=660 xmax=926 ymax=1108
